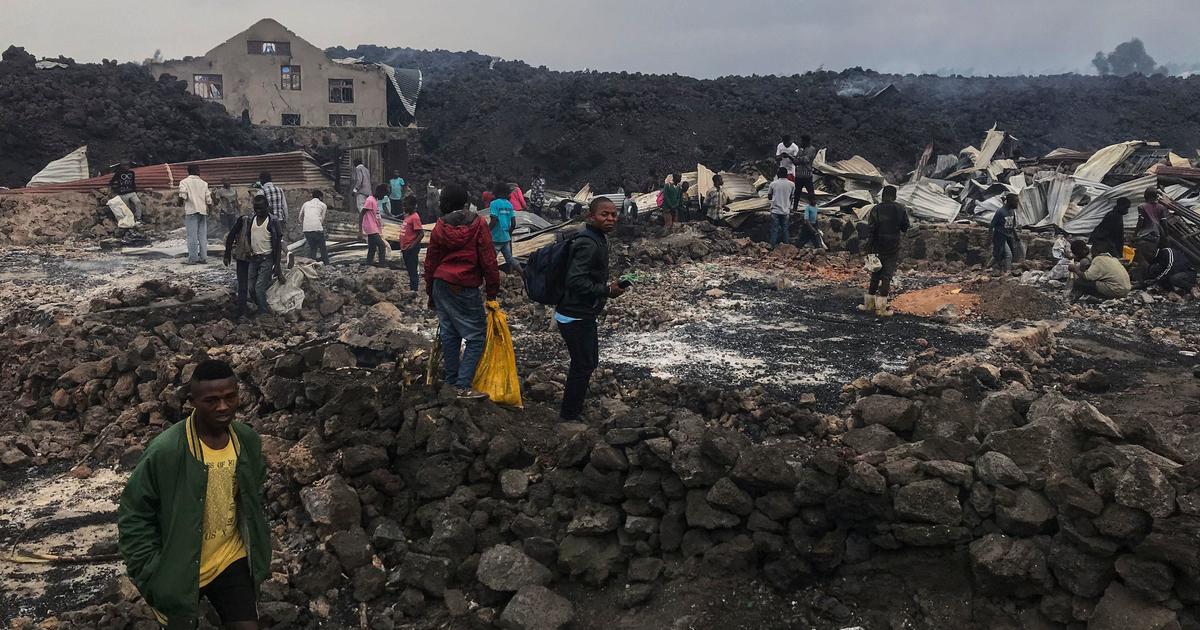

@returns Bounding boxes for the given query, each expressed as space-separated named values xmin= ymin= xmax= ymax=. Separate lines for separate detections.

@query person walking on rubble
xmin=117 ymin=358 xmax=271 ymax=629
xmin=797 ymin=193 xmax=825 ymax=249
xmin=1091 ymin=197 xmax=1129 ymax=258
xmin=1132 ymin=188 xmax=1170 ymax=282
xmin=529 ymin=168 xmax=547 ymax=216
xmin=990 ymin=193 xmax=1019 ymax=274
xmin=795 ymin=135 xmax=817 ymax=199
xmin=860 ymin=185 xmax=910 ymax=317
xmin=767 ymin=167 xmax=795 ymax=249
xmin=425 ymin=184 xmax=498 ymax=400
xmin=298 ymin=190 xmax=330 ymax=265
xmin=179 ymin=165 xmax=213 ymax=265
xmin=213 ymin=178 xmax=241 ymax=239
xmin=399 ymin=196 xmax=425 ymax=292
xmin=110 ymin=162 xmax=145 ymax=222
xmin=488 ymin=182 xmax=521 ymax=273
xmin=362 ymin=185 xmax=388 ymax=266
xmin=776 ymin=134 xmax=800 ymax=181
xmin=352 ymin=159 xmax=372 ymax=213
xmin=661 ymin=173 xmax=683 ymax=228
xmin=258 ymin=172 xmax=289 ymax=239
xmin=556 ymin=197 xmax=626 ymax=423
xmin=225 ymin=195 xmax=284 ymax=318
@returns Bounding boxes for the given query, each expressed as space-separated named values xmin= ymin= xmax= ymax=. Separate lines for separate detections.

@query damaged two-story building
xmin=148 ymin=18 xmax=420 ymax=129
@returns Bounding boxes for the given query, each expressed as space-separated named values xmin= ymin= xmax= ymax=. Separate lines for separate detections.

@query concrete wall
xmin=149 ymin=18 xmax=388 ymax=128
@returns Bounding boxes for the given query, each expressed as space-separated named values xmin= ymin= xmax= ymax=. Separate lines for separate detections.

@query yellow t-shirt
xmin=198 ymin=436 xmax=247 ymax=587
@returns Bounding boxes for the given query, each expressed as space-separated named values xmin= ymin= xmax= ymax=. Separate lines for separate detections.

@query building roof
xmin=0 ymin=151 xmax=332 ymax=195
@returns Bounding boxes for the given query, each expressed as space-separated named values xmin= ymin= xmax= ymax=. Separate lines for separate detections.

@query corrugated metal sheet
xmin=27 ymin=146 xmax=89 ymax=187
xmin=898 ymin=180 xmax=960 ymax=223
xmin=1074 ymin=141 xmax=1143 ymax=183
xmin=814 ymin=149 xmax=885 ymax=182
xmin=1062 ymin=175 xmax=1156 ymax=234
xmin=975 ymin=126 xmax=1005 ymax=168
xmin=1 ymin=151 xmax=331 ymax=195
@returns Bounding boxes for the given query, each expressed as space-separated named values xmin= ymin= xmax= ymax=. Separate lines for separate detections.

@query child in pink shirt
xmin=362 ymin=185 xmax=387 ymax=265
xmin=399 ymin=196 xmax=424 ymax=291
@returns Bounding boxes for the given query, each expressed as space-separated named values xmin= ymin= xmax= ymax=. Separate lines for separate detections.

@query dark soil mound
xmin=977 ymin=281 xmax=1063 ymax=321
xmin=331 ymin=44 xmax=1200 ymax=194
xmin=0 ymin=46 xmax=277 ymax=188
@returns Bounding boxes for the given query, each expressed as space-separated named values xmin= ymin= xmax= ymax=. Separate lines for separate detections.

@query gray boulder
xmin=969 ymin=533 xmax=1052 ymax=595
xmin=1115 ymin=459 xmax=1177 ymax=519
xmin=499 ymin=585 xmax=575 ymax=630
xmin=852 ymin=394 xmax=918 ymax=432
xmin=300 ymin=474 xmax=362 ymax=530
xmin=477 ymin=545 xmax=552 ymax=592
xmin=841 ymin=424 xmax=902 ymax=454
xmin=1087 ymin=582 xmax=1178 ymax=630
xmin=893 ymin=479 xmax=962 ymax=525
xmin=706 ymin=477 xmax=754 ymax=516
xmin=974 ymin=452 xmax=1027 ymax=487
xmin=995 ymin=488 xmax=1058 ymax=536
xmin=686 ymin=489 xmax=740 ymax=529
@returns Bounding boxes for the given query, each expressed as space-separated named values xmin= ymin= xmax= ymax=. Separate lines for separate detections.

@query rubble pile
xmin=3 ymin=220 xmax=1199 ymax=630
xmin=331 ymin=45 xmax=1200 ymax=196
xmin=0 ymin=47 xmax=277 ymax=189
xmin=8 ymin=287 xmax=1197 ymax=630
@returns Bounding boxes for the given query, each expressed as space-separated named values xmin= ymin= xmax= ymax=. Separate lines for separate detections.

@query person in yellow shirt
xmin=118 ymin=360 xmax=271 ymax=628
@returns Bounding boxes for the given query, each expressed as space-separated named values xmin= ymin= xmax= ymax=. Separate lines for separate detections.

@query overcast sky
xmin=4 ymin=0 xmax=1199 ymax=77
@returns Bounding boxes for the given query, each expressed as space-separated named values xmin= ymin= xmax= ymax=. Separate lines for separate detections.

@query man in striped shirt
xmin=258 ymin=171 xmax=289 ymax=238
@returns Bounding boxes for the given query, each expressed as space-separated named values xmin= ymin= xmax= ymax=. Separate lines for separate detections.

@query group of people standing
xmin=423 ymin=185 xmax=625 ymax=424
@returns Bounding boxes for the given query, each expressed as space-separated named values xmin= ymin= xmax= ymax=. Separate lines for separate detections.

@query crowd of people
xmin=107 ymin=138 xmax=1200 ymax=629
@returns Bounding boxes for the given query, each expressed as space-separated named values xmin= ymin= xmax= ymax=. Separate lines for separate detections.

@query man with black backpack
xmin=523 ymin=197 xmax=627 ymax=423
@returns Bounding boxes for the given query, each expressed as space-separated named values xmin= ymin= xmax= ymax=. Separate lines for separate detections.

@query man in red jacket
xmin=424 ymin=184 xmax=501 ymax=399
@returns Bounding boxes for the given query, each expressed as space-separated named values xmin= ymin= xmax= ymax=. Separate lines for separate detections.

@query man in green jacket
xmin=118 ymin=359 xmax=272 ymax=629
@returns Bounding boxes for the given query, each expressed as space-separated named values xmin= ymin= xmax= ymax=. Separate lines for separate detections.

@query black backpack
xmin=522 ymin=229 xmax=598 ymax=306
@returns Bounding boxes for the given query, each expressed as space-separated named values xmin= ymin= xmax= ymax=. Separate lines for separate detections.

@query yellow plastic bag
xmin=471 ymin=301 xmax=523 ymax=407
xmin=1122 ymin=245 xmax=1136 ymax=263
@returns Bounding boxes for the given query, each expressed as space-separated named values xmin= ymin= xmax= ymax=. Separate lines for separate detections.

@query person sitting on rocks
xmin=1070 ymin=244 xmax=1131 ymax=301
xmin=117 ymin=359 xmax=271 ymax=629
xmin=424 ymin=184 xmax=499 ymax=399
xmin=1139 ymin=246 xmax=1196 ymax=294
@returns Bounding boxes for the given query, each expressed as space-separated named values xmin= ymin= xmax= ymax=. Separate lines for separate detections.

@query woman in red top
xmin=399 ymin=196 xmax=424 ymax=291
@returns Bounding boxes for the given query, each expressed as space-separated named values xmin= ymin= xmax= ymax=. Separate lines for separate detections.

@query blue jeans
xmin=185 ymin=214 xmax=208 ymax=262
xmin=993 ymin=237 xmax=1012 ymax=271
xmin=237 ymin=254 xmax=274 ymax=315
xmin=769 ymin=213 xmax=790 ymax=248
xmin=433 ymin=279 xmax=487 ymax=388
xmin=494 ymin=240 xmax=520 ymax=272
